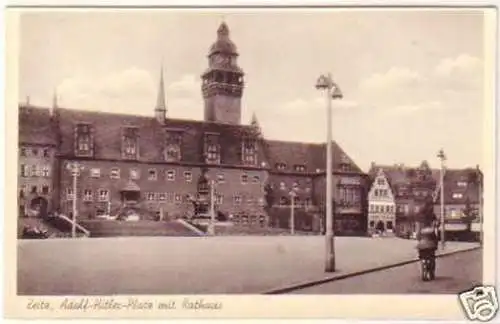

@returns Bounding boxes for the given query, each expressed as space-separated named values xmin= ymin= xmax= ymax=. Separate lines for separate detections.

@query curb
xmin=263 ymin=246 xmax=481 ymax=294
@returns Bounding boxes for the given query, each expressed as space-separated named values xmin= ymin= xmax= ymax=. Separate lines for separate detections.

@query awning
xmin=121 ymin=180 xmax=141 ymax=192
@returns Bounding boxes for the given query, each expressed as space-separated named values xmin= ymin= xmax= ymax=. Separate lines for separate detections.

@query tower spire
xmin=155 ymin=62 xmax=167 ymax=122
xmin=52 ymin=88 xmax=58 ymax=109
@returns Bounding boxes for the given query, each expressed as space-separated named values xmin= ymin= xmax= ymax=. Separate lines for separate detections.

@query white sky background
xmin=18 ymin=9 xmax=486 ymax=171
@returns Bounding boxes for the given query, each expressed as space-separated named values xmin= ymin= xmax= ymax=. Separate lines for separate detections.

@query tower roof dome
xmin=208 ymin=22 xmax=238 ymax=56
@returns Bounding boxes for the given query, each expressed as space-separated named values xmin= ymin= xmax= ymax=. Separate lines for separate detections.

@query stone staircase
xmin=79 ymin=219 xmax=203 ymax=237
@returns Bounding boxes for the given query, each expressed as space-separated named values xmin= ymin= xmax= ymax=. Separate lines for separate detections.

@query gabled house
xmin=366 ymin=168 xmax=396 ymax=234
xmin=433 ymin=167 xmax=482 ymax=237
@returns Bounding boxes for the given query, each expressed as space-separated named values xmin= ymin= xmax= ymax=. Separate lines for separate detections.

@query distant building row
xmin=367 ymin=161 xmax=482 ymax=236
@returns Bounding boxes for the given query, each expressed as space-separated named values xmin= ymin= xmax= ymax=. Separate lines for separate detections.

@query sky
xmin=18 ymin=9 xmax=488 ymax=171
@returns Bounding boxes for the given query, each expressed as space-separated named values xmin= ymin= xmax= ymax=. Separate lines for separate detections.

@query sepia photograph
xmin=4 ymin=5 xmax=498 ymax=321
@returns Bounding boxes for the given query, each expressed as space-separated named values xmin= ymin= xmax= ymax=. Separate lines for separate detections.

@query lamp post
xmin=476 ymin=165 xmax=483 ymax=245
xmin=316 ymin=73 xmax=343 ymax=272
xmin=437 ymin=149 xmax=446 ymax=250
xmin=289 ymin=189 xmax=297 ymax=235
xmin=66 ymin=161 xmax=84 ymax=238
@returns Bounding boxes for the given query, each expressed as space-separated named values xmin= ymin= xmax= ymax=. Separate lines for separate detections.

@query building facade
xmin=368 ymin=161 xmax=438 ymax=236
xmin=366 ymin=168 xmax=396 ymax=234
xmin=17 ymin=22 xmax=368 ymax=233
xmin=433 ymin=167 xmax=482 ymax=237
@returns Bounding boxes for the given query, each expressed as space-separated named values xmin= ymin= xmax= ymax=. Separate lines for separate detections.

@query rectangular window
xmin=122 ymin=127 xmax=139 ymax=159
xmin=242 ymin=138 xmax=257 ymax=166
xmin=204 ymin=133 xmax=221 ymax=164
xmin=276 ymin=163 xmax=287 ymax=171
xmin=20 ymin=148 xmax=27 ymax=157
xmin=147 ymin=192 xmax=156 ymax=201
xmin=457 ymin=181 xmax=468 ymax=187
xmin=280 ymin=182 xmax=286 ymax=190
xmin=42 ymin=166 xmax=50 ymax=177
xmin=166 ymin=170 xmax=176 ymax=181
xmin=43 ymin=149 xmax=50 ymax=158
xmin=158 ymin=193 xmax=166 ymax=201
xmin=30 ymin=165 xmax=38 ymax=177
xmin=110 ymin=168 xmax=120 ymax=179
xmin=31 ymin=186 xmax=37 ymax=194
xmin=31 ymin=148 xmax=38 ymax=156
xmin=164 ymin=131 xmax=182 ymax=162
xmin=233 ymin=195 xmax=242 ymax=205
xmin=377 ymin=178 xmax=385 ymax=185
xmin=452 ymin=193 xmax=463 ymax=199
xmin=42 ymin=185 xmax=50 ymax=195
xmin=174 ymin=194 xmax=182 ymax=204
xmin=293 ymin=164 xmax=306 ymax=172
xmin=75 ymin=123 xmax=94 ymax=157
xmin=148 ymin=169 xmax=157 ymax=181
xmin=183 ymin=171 xmax=192 ymax=182
xmin=279 ymin=196 xmax=288 ymax=206
xmin=216 ymin=194 xmax=223 ymax=205
xmin=83 ymin=189 xmax=93 ymax=201
xmin=241 ymin=174 xmax=248 ymax=184
xmin=66 ymin=188 xmax=74 ymax=200
xmin=129 ymin=168 xmax=140 ymax=180
xmin=90 ymin=168 xmax=100 ymax=178
xmin=98 ymin=189 xmax=109 ymax=202
xmin=20 ymin=164 xmax=28 ymax=177
xmin=252 ymin=175 xmax=260 ymax=184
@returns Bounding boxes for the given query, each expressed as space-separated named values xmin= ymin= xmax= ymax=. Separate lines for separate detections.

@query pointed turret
xmin=250 ymin=112 xmax=262 ymax=138
xmin=155 ymin=63 xmax=167 ymax=123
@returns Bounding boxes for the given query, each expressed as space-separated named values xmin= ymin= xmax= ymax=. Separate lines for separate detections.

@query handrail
xmin=58 ymin=214 xmax=91 ymax=237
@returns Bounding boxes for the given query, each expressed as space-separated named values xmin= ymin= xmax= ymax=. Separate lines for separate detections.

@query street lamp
xmin=437 ymin=149 xmax=446 ymax=250
xmin=65 ymin=161 xmax=84 ymax=238
xmin=316 ymin=73 xmax=343 ymax=272
xmin=207 ymin=174 xmax=224 ymax=235
xmin=289 ymin=189 xmax=298 ymax=235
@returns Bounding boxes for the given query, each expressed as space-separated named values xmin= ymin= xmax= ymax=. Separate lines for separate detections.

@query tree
xmin=461 ymin=197 xmax=476 ymax=233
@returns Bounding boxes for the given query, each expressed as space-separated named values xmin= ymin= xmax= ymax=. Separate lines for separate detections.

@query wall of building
xmin=18 ymin=144 xmax=56 ymax=216
xmin=367 ymin=173 xmax=396 ymax=232
xmin=58 ymin=159 xmax=268 ymax=220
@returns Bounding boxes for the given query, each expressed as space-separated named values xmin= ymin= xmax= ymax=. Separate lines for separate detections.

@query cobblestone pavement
xmin=17 ymin=236 xmax=479 ymax=295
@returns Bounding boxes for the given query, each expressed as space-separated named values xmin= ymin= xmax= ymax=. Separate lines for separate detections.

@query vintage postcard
xmin=2 ymin=5 xmax=498 ymax=321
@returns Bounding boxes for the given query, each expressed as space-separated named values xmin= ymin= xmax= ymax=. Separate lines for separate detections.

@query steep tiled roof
xmin=54 ymin=107 xmax=265 ymax=166
xmin=19 ymin=105 xmax=365 ymax=175
xmin=18 ymin=105 xmax=57 ymax=145
xmin=265 ymin=140 xmax=363 ymax=174
xmin=434 ymin=168 xmax=482 ymax=205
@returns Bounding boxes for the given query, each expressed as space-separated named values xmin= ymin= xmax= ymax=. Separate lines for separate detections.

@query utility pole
xmin=66 ymin=162 xmax=83 ymax=238
xmin=316 ymin=73 xmax=343 ymax=272
xmin=208 ymin=179 xmax=216 ymax=235
xmin=437 ymin=149 xmax=446 ymax=250
xmin=289 ymin=190 xmax=296 ymax=235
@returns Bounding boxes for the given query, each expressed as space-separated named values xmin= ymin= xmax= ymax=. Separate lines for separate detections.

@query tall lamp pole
xmin=437 ymin=149 xmax=446 ymax=250
xmin=316 ymin=73 xmax=343 ymax=272
xmin=289 ymin=189 xmax=297 ymax=235
xmin=208 ymin=179 xmax=216 ymax=235
xmin=66 ymin=161 xmax=84 ymax=238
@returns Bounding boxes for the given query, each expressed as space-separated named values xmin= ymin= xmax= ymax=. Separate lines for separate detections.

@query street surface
xmin=290 ymin=249 xmax=482 ymax=294
xmin=17 ymin=236 xmax=479 ymax=295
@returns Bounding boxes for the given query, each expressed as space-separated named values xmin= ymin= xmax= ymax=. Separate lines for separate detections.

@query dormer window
xmin=164 ymin=130 xmax=182 ymax=162
xmin=276 ymin=163 xmax=287 ymax=171
xmin=204 ymin=133 xmax=220 ymax=164
xmin=457 ymin=181 xmax=468 ymax=187
xmin=294 ymin=164 xmax=306 ymax=172
xmin=74 ymin=123 xmax=94 ymax=157
xmin=122 ymin=127 xmax=139 ymax=160
xmin=242 ymin=138 xmax=257 ymax=166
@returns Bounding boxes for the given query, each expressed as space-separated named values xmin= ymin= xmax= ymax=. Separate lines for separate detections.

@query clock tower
xmin=201 ymin=22 xmax=244 ymax=125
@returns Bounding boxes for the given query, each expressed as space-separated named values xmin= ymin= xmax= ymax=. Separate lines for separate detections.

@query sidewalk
xmin=17 ymin=236 xmax=480 ymax=295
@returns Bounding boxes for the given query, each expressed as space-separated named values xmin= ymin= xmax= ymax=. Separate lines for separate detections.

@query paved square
xmin=17 ymin=236 xmax=479 ymax=295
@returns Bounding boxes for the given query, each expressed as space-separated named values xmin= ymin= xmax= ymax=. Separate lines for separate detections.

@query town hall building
xmin=18 ymin=22 xmax=368 ymax=234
